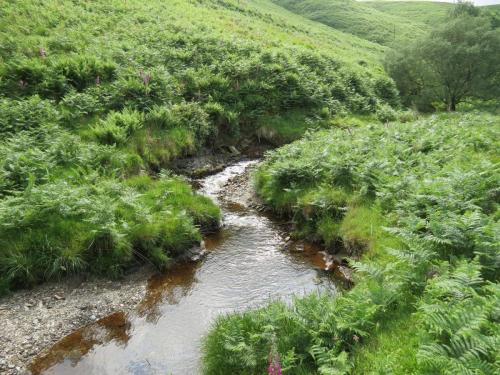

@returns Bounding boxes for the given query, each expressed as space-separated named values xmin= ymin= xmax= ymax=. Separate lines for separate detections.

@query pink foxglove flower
xmin=139 ymin=70 xmax=152 ymax=86
xmin=268 ymin=352 xmax=282 ymax=375
xmin=268 ymin=334 xmax=282 ymax=375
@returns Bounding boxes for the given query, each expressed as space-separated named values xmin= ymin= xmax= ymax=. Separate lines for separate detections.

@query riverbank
xmin=201 ymin=112 xmax=500 ymax=374
xmin=0 ymin=268 xmax=151 ymax=375
xmin=0 ymin=156 xmax=261 ymax=375
xmin=13 ymin=159 xmax=344 ymax=375
xmin=0 ymin=153 xmax=247 ymax=375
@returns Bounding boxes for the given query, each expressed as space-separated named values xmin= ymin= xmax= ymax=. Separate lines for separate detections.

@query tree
xmin=386 ymin=9 xmax=500 ymax=111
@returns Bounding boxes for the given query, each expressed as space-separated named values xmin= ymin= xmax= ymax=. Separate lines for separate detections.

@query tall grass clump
xmin=0 ymin=174 xmax=220 ymax=291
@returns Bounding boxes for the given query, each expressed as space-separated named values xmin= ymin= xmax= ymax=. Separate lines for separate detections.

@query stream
xmin=29 ymin=160 xmax=341 ymax=375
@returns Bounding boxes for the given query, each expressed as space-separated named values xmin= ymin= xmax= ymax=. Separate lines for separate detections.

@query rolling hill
xmin=271 ymin=0 xmax=431 ymax=45
xmin=363 ymin=1 xmax=453 ymax=25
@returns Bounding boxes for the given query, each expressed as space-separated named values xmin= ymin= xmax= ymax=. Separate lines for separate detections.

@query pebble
xmin=1 ymin=269 xmax=150 ymax=375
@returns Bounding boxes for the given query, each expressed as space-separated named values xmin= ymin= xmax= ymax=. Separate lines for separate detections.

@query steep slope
xmin=0 ymin=0 xmax=398 ymax=293
xmin=271 ymin=0 xmax=429 ymax=45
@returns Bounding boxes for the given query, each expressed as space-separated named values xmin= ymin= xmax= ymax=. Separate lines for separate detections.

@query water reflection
xmin=136 ymin=262 xmax=199 ymax=322
xmin=29 ymin=312 xmax=131 ymax=375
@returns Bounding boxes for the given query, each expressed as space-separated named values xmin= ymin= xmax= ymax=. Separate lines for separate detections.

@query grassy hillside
xmin=203 ymin=111 xmax=500 ymax=374
xmin=364 ymin=1 xmax=453 ymax=25
xmin=272 ymin=0 xmax=430 ymax=45
xmin=0 ymin=0 xmax=398 ymax=294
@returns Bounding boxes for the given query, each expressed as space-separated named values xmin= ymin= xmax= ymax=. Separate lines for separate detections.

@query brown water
xmin=30 ymin=161 xmax=340 ymax=375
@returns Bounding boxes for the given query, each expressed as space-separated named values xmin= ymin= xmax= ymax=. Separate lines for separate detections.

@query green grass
xmin=272 ymin=0 xmax=430 ymax=45
xmin=363 ymin=1 xmax=453 ymax=26
xmin=352 ymin=306 xmax=420 ymax=374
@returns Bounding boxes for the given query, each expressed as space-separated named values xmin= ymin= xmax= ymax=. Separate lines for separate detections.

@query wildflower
xmin=268 ymin=333 xmax=282 ymax=375
xmin=268 ymin=352 xmax=282 ymax=375
xmin=138 ymin=70 xmax=152 ymax=86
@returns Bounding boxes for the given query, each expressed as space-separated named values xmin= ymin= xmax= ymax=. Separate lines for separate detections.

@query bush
xmin=0 ymin=55 xmax=116 ymax=98
xmin=0 ymin=96 xmax=60 ymax=134
xmin=169 ymin=102 xmax=212 ymax=141
xmin=376 ymin=104 xmax=397 ymax=123
xmin=59 ymin=89 xmax=103 ymax=123
xmin=52 ymin=55 xmax=116 ymax=92
xmin=417 ymin=261 xmax=500 ymax=374
xmin=92 ymin=108 xmax=143 ymax=145
xmin=145 ymin=102 xmax=211 ymax=138
xmin=373 ymin=76 xmax=400 ymax=107
xmin=108 ymin=67 xmax=177 ymax=111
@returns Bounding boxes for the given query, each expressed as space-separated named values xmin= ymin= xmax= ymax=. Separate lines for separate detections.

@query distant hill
xmin=363 ymin=1 xmax=453 ymax=26
xmin=271 ymin=0 xmax=430 ymax=45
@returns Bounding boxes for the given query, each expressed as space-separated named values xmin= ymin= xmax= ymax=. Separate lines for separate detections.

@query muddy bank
xmin=169 ymin=142 xmax=272 ymax=178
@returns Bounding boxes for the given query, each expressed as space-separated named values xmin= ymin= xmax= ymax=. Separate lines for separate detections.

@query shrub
xmin=417 ymin=261 xmax=500 ymax=374
xmin=0 ymin=96 xmax=59 ymax=134
xmin=108 ymin=67 xmax=178 ymax=111
xmin=92 ymin=108 xmax=143 ymax=145
xmin=145 ymin=102 xmax=211 ymax=137
xmin=0 ymin=55 xmax=116 ymax=98
xmin=376 ymin=104 xmax=397 ymax=123
xmin=92 ymin=121 xmax=128 ymax=145
xmin=52 ymin=55 xmax=116 ymax=92
xmin=373 ymin=76 xmax=400 ymax=107
xmin=59 ymin=89 xmax=103 ymax=123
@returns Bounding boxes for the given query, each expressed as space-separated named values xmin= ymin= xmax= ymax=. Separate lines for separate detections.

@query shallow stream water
xmin=30 ymin=160 xmax=340 ymax=375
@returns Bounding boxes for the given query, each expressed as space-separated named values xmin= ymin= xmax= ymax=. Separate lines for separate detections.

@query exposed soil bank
xmin=169 ymin=142 xmax=273 ymax=178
